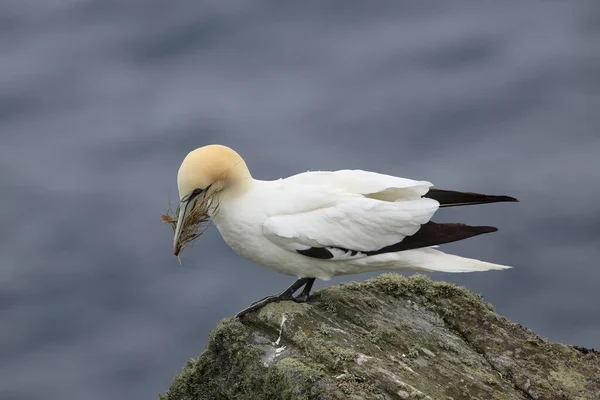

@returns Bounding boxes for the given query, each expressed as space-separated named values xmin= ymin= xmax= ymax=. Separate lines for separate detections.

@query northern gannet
xmin=172 ymin=144 xmax=518 ymax=317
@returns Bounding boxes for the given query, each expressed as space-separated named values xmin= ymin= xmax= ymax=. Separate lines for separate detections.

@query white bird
xmin=173 ymin=144 xmax=518 ymax=317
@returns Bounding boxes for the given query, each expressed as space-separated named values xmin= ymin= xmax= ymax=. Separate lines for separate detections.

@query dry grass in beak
xmin=161 ymin=193 xmax=216 ymax=260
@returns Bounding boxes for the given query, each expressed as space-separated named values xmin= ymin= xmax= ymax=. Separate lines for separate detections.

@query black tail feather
xmin=365 ymin=222 xmax=497 ymax=255
xmin=424 ymin=188 xmax=518 ymax=208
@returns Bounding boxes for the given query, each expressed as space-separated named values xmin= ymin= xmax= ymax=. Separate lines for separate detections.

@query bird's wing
xmin=263 ymin=192 xmax=441 ymax=260
xmin=281 ymin=170 xmax=433 ymax=201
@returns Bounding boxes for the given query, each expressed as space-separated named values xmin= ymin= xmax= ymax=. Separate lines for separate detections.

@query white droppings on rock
xmin=261 ymin=314 xmax=289 ymax=367
xmin=261 ymin=346 xmax=281 ymax=367
xmin=273 ymin=314 xmax=287 ymax=346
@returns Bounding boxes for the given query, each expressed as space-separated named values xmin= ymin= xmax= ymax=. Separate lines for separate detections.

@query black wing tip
xmin=477 ymin=225 xmax=499 ymax=234
xmin=445 ymin=222 xmax=498 ymax=235
xmin=424 ymin=189 xmax=519 ymax=207
xmin=295 ymin=223 xmax=500 ymax=259
xmin=495 ymin=195 xmax=519 ymax=203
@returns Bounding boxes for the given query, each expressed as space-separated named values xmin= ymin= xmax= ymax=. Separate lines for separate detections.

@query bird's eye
xmin=181 ymin=188 xmax=203 ymax=203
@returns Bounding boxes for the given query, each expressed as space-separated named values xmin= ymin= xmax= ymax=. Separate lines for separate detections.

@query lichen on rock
xmin=160 ymin=274 xmax=600 ymax=400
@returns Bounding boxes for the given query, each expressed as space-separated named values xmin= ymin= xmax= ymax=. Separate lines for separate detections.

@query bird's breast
xmin=210 ymin=197 xmax=269 ymax=259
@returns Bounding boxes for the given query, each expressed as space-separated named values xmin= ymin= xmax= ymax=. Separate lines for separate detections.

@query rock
xmin=160 ymin=273 xmax=600 ymax=400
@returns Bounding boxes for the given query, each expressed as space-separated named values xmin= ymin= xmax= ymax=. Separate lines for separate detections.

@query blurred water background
xmin=1 ymin=1 xmax=599 ymax=399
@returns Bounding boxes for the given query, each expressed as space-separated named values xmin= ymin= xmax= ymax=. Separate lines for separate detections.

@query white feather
xmin=210 ymin=169 xmax=511 ymax=279
xmin=282 ymin=169 xmax=433 ymax=200
xmin=263 ymin=196 xmax=439 ymax=255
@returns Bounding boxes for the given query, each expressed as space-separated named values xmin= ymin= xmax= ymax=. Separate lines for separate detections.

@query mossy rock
xmin=160 ymin=274 xmax=600 ymax=400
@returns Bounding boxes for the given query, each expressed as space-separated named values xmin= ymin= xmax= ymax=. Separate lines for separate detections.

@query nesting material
xmin=161 ymin=194 xmax=216 ymax=260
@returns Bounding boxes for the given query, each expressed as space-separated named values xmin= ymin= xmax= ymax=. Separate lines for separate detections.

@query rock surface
xmin=160 ymin=274 xmax=600 ymax=400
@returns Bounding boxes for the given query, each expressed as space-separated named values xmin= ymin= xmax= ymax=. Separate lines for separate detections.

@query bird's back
xmin=281 ymin=169 xmax=433 ymax=202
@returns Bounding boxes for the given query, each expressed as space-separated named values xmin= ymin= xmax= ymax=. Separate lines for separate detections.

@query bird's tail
xmin=393 ymin=247 xmax=511 ymax=273
xmin=424 ymin=188 xmax=518 ymax=208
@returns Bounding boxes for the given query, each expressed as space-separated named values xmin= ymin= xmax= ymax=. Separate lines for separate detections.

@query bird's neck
xmin=218 ymin=174 xmax=256 ymax=200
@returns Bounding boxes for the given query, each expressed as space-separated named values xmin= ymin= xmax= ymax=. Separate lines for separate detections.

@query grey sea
xmin=1 ymin=2 xmax=599 ymax=399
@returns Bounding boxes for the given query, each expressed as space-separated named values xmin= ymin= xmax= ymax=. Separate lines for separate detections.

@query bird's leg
xmin=244 ymin=278 xmax=308 ymax=308
xmin=292 ymin=277 xmax=315 ymax=303
xmin=236 ymin=277 xmax=314 ymax=318
xmin=246 ymin=277 xmax=316 ymax=307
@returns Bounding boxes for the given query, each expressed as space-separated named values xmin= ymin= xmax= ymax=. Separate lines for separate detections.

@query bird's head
xmin=173 ymin=144 xmax=252 ymax=255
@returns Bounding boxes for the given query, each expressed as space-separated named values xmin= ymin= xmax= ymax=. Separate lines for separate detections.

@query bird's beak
xmin=173 ymin=190 xmax=201 ymax=256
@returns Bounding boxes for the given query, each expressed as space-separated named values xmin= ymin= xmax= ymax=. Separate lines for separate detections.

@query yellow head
xmin=173 ymin=144 xmax=252 ymax=254
xmin=177 ymin=144 xmax=251 ymax=200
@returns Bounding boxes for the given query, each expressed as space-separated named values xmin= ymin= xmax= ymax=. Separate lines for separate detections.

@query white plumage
xmin=172 ymin=145 xmax=517 ymax=315
xmin=259 ymin=170 xmax=437 ymax=258
xmin=263 ymin=187 xmax=439 ymax=255
xmin=210 ymin=172 xmax=507 ymax=280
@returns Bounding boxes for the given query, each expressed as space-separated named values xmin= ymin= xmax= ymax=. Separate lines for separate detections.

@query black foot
xmin=294 ymin=277 xmax=315 ymax=302
xmin=236 ymin=278 xmax=316 ymax=318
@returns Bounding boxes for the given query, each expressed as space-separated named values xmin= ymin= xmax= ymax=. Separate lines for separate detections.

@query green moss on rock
xmin=161 ymin=274 xmax=600 ymax=400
